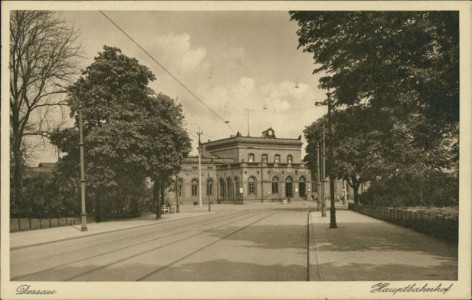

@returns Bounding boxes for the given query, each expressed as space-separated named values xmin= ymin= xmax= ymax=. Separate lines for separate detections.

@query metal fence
xmin=352 ymin=205 xmax=458 ymax=243
xmin=10 ymin=216 xmax=93 ymax=232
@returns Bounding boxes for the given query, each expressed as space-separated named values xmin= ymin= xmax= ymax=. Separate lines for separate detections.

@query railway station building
xmin=166 ymin=128 xmax=314 ymax=206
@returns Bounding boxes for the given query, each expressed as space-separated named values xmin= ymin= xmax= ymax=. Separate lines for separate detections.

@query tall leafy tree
xmin=53 ymin=46 xmax=155 ymax=221
xmin=52 ymin=46 xmax=190 ymax=220
xmin=9 ymin=11 xmax=80 ymax=208
xmin=290 ymin=11 xmax=458 ymax=157
xmin=293 ymin=11 xmax=459 ymax=204
xmin=142 ymin=94 xmax=191 ymax=219
xmin=304 ymin=106 xmax=390 ymax=203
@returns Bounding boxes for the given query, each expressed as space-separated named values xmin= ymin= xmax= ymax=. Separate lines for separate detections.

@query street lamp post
xmin=316 ymin=142 xmax=321 ymax=212
xmin=175 ymin=176 xmax=180 ymax=213
xmin=208 ymin=173 xmax=211 ymax=212
xmin=78 ymin=107 xmax=88 ymax=231
xmin=327 ymin=93 xmax=337 ymax=228
xmin=197 ymin=129 xmax=203 ymax=208
xmin=321 ymin=128 xmax=327 ymax=217
xmin=315 ymin=92 xmax=337 ymax=228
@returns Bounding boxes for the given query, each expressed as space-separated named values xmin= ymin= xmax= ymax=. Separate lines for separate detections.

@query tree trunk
xmin=12 ymin=138 xmax=23 ymax=209
xmin=346 ymin=175 xmax=361 ymax=205
xmin=120 ymin=192 xmax=125 ymax=218
xmin=353 ymin=185 xmax=360 ymax=205
xmin=352 ymin=175 xmax=361 ymax=205
xmin=160 ymin=181 xmax=165 ymax=209
xmin=129 ymin=197 xmax=139 ymax=217
xmin=95 ymin=192 xmax=102 ymax=223
xmin=154 ymin=178 xmax=161 ymax=219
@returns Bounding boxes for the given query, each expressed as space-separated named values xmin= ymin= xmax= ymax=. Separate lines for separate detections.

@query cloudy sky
xmin=34 ymin=10 xmax=329 ymax=163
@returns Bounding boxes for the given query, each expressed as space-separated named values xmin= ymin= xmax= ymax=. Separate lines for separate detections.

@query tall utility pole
xmin=197 ymin=128 xmax=203 ymax=208
xmin=78 ymin=107 xmax=87 ymax=231
xmin=321 ymin=127 xmax=327 ymax=217
xmin=207 ymin=173 xmax=211 ymax=212
xmin=327 ymin=92 xmax=337 ymax=228
xmin=246 ymin=108 xmax=254 ymax=136
xmin=175 ymin=176 xmax=180 ymax=213
xmin=260 ymin=161 xmax=264 ymax=203
xmin=316 ymin=142 xmax=321 ymax=211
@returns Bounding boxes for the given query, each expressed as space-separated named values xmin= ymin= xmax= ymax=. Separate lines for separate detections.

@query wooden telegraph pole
xmin=197 ymin=129 xmax=203 ymax=208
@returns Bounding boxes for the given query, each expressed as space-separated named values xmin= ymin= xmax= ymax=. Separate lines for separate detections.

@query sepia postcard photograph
xmin=1 ymin=1 xmax=471 ymax=299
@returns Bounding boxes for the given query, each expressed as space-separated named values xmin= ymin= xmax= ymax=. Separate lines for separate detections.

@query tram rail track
xmin=12 ymin=210 xmax=264 ymax=281
xmin=12 ymin=209 xmax=246 ymax=267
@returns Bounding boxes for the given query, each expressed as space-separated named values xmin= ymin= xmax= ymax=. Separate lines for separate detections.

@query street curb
xmin=306 ymin=210 xmax=310 ymax=281
xmin=10 ymin=213 xmax=210 ymax=251
xmin=308 ymin=211 xmax=322 ymax=281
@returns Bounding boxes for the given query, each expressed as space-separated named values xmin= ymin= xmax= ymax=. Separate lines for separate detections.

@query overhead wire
xmin=98 ymin=10 xmax=235 ymax=133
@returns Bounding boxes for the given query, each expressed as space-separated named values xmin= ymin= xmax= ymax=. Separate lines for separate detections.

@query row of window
xmin=248 ymin=154 xmax=293 ymax=164
xmin=177 ymin=176 xmax=307 ymax=198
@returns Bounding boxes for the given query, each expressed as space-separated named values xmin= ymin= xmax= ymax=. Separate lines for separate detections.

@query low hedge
xmin=351 ymin=204 xmax=458 ymax=243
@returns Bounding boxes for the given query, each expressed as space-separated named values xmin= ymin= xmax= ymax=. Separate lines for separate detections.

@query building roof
xmin=183 ymin=156 xmax=234 ymax=164
xmin=202 ymin=129 xmax=302 ymax=151
xmin=28 ymin=162 xmax=57 ymax=174
xmin=37 ymin=162 xmax=57 ymax=168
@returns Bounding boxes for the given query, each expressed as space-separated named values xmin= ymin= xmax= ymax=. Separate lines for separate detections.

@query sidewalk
xmin=10 ymin=210 xmax=212 ymax=250
xmin=308 ymin=210 xmax=458 ymax=281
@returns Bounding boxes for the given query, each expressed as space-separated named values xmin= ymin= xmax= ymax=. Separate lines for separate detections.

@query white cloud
xmin=150 ymin=33 xmax=210 ymax=73
xmin=259 ymin=81 xmax=315 ymax=113
xmin=194 ymin=77 xmax=318 ymax=129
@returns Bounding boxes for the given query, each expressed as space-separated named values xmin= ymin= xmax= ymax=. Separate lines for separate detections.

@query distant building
xmin=166 ymin=128 xmax=313 ymax=206
xmin=29 ymin=162 xmax=57 ymax=174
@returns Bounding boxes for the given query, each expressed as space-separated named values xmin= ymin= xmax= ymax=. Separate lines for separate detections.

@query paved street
xmin=11 ymin=204 xmax=310 ymax=281
xmin=10 ymin=203 xmax=457 ymax=281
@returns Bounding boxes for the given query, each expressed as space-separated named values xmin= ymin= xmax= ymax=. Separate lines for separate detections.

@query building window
xmin=207 ymin=179 xmax=213 ymax=196
xmin=248 ymin=153 xmax=255 ymax=163
xmin=274 ymin=154 xmax=280 ymax=163
xmin=192 ymin=179 xmax=198 ymax=196
xmin=248 ymin=177 xmax=256 ymax=194
xmin=262 ymin=154 xmax=268 ymax=162
xmin=219 ymin=178 xmax=225 ymax=198
xmin=272 ymin=177 xmax=279 ymax=194
xmin=287 ymin=155 xmax=293 ymax=164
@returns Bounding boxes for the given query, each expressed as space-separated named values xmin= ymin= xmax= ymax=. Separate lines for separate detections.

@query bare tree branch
xmin=10 ymin=10 xmax=81 ymax=206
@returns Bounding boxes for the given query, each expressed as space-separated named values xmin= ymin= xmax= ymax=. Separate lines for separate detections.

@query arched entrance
xmin=271 ymin=176 xmax=279 ymax=196
xmin=219 ymin=178 xmax=225 ymax=200
xmin=226 ymin=177 xmax=233 ymax=199
xmin=285 ymin=176 xmax=293 ymax=198
xmin=299 ymin=176 xmax=306 ymax=198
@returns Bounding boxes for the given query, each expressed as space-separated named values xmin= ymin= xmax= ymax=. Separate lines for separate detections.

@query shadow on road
xmin=13 ymin=260 xmax=308 ymax=281
xmin=313 ymin=222 xmax=457 ymax=255
xmin=314 ymin=260 xmax=457 ymax=281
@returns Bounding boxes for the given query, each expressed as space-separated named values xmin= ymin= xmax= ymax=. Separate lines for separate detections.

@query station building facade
xmin=167 ymin=128 xmax=314 ymax=206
